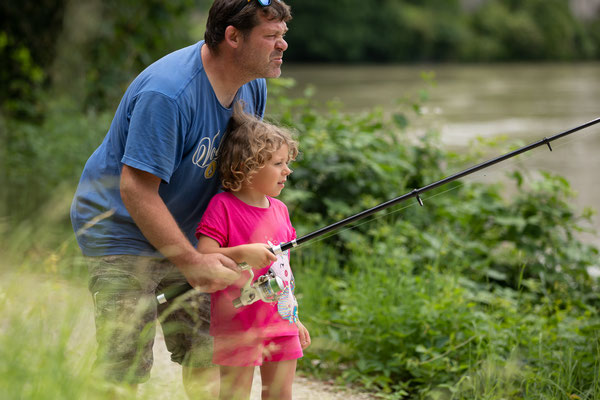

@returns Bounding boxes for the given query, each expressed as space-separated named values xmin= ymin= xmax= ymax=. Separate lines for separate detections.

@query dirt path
xmin=139 ymin=328 xmax=374 ymax=400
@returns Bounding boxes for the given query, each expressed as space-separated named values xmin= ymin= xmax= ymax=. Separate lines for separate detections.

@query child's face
xmin=246 ymin=144 xmax=292 ymax=197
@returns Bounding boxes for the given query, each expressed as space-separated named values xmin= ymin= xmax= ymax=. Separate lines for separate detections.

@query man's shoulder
xmin=131 ymin=42 xmax=205 ymax=99
xmin=241 ymin=78 xmax=267 ymax=98
xmin=148 ymin=41 xmax=203 ymax=74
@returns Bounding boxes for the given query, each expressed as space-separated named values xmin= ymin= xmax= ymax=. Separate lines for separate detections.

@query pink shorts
xmin=213 ymin=334 xmax=303 ymax=366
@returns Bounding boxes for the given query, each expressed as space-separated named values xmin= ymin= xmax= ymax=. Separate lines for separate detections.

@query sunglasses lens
xmin=233 ymin=0 xmax=272 ymax=18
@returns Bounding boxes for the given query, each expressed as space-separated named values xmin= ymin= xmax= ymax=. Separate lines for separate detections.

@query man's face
xmin=236 ymin=14 xmax=288 ymax=79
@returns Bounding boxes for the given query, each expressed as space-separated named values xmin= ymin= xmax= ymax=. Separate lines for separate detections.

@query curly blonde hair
xmin=219 ymin=101 xmax=299 ymax=192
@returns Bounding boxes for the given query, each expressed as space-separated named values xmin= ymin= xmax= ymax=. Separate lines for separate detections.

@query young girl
xmin=196 ymin=102 xmax=311 ymax=400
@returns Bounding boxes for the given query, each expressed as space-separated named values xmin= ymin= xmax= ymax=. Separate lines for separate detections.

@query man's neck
xmin=201 ymin=44 xmax=245 ymax=108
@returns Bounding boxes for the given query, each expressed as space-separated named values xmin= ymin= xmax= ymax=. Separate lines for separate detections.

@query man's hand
xmin=178 ymin=252 xmax=241 ymax=293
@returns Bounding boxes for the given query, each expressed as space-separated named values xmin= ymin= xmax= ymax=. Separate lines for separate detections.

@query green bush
xmin=272 ymin=78 xmax=598 ymax=301
xmin=294 ymin=230 xmax=600 ymax=398
xmin=265 ymin=81 xmax=600 ymax=398
xmin=271 ymin=77 xmax=447 ymax=238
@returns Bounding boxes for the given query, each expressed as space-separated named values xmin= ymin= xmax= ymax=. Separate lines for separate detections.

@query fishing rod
xmin=156 ymin=116 xmax=600 ymax=305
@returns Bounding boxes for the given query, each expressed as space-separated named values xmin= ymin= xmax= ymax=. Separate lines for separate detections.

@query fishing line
xmin=157 ymin=117 xmax=600 ymax=303
xmin=293 ymin=122 xmax=599 ymax=249
xmin=288 ymin=201 xmax=418 ymax=251
xmin=293 ymin=185 xmax=463 ymax=249
xmin=273 ymin=118 xmax=600 ymax=253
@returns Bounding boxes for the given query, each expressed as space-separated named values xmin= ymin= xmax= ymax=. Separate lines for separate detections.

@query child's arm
xmin=197 ymin=235 xmax=277 ymax=269
xmin=296 ymin=320 xmax=311 ymax=349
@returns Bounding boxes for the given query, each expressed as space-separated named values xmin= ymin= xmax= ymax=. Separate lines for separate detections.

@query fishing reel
xmin=232 ymin=262 xmax=284 ymax=308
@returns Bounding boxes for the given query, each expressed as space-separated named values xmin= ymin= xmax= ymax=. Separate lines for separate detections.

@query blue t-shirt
xmin=70 ymin=41 xmax=267 ymax=256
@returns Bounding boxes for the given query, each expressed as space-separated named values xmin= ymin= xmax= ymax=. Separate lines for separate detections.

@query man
xmin=70 ymin=0 xmax=291 ymax=397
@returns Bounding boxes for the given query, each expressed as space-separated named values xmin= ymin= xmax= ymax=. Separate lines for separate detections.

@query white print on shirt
xmin=277 ymin=286 xmax=298 ymax=324
xmin=192 ymin=131 xmax=221 ymax=179
xmin=268 ymin=248 xmax=298 ymax=324
xmin=269 ymin=250 xmax=294 ymax=286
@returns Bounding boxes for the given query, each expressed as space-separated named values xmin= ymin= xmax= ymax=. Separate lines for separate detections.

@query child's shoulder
xmin=207 ymin=191 xmax=237 ymax=208
xmin=267 ymin=196 xmax=289 ymax=211
xmin=211 ymin=191 xmax=231 ymax=200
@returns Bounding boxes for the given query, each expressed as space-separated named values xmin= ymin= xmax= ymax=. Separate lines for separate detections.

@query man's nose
xmin=276 ymin=37 xmax=288 ymax=52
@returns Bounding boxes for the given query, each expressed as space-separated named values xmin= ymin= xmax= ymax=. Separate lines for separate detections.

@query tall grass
xmin=0 ymin=270 xmax=102 ymax=399
xmin=0 ymin=192 xmax=189 ymax=400
xmin=294 ymin=237 xmax=600 ymax=399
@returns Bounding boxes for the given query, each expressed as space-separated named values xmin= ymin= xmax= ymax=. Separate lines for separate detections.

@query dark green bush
xmin=283 ymin=0 xmax=600 ymax=63
xmin=266 ymin=81 xmax=600 ymax=398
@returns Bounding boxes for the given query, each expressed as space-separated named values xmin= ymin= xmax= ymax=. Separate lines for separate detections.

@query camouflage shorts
xmin=86 ymin=255 xmax=213 ymax=384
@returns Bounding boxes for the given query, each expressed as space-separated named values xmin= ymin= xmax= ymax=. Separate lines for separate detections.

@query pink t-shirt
xmin=196 ymin=192 xmax=298 ymax=338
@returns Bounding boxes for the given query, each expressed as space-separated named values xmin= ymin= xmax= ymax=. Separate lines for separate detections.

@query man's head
xmin=205 ymin=0 xmax=292 ymax=51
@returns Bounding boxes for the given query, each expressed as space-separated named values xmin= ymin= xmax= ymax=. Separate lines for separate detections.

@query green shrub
xmin=295 ymin=231 xmax=600 ymax=398
xmin=266 ymin=81 xmax=600 ymax=398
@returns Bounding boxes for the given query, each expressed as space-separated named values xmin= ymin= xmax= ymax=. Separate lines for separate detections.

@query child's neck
xmin=232 ymin=189 xmax=270 ymax=208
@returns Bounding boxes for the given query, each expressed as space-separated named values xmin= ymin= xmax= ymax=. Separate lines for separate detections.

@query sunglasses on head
xmin=232 ymin=0 xmax=275 ymax=17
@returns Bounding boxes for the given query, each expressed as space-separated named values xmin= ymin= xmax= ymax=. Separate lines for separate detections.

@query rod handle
xmin=156 ymin=282 xmax=194 ymax=304
xmin=155 ymin=261 xmax=255 ymax=304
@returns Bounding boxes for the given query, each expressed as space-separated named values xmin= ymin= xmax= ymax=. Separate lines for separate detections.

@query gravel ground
xmin=138 ymin=328 xmax=375 ymax=400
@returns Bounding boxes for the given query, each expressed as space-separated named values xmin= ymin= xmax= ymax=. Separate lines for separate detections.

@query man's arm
xmin=120 ymin=164 xmax=240 ymax=292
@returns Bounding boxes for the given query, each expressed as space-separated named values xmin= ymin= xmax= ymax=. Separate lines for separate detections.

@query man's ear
xmin=224 ymin=25 xmax=242 ymax=48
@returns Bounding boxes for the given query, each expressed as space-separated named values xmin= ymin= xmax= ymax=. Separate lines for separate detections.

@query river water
xmin=282 ymin=63 xmax=600 ymax=245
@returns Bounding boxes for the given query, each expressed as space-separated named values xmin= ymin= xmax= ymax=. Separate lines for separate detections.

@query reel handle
xmin=232 ymin=272 xmax=284 ymax=308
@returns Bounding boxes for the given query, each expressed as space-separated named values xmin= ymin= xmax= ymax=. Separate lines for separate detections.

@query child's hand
xmin=296 ymin=320 xmax=311 ymax=349
xmin=235 ymin=243 xmax=277 ymax=269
